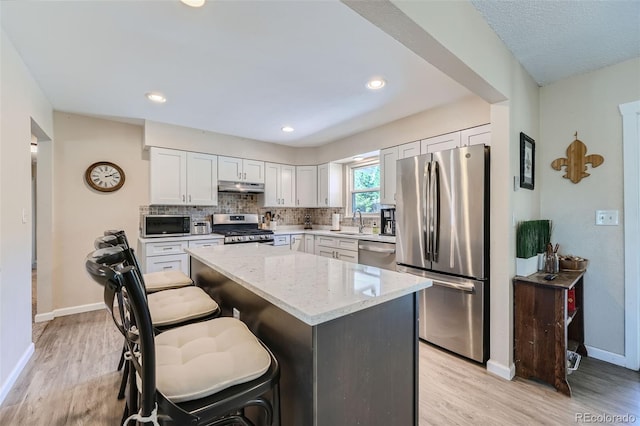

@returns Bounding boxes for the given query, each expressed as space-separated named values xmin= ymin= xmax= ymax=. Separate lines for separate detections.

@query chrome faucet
xmin=352 ymin=209 xmax=364 ymax=233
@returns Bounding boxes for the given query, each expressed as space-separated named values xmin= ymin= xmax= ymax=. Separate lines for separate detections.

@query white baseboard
xmin=585 ymin=345 xmax=627 ymax=368
xmin=34 ymin=312 xmax=54 ymax=322
xmin=486 ymin=359 xmax=515 ymax=380
xmin=0 ymin=343 xmax=34 ymax=406
xmin=34 ymin=302 xmax=104 ymax=323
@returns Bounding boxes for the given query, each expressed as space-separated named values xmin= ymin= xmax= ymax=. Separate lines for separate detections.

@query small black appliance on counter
xmin=380 ymin=208 xmax=396 ymax=236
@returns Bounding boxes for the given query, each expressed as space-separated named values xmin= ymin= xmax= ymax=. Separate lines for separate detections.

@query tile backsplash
xmin=140 ymin=193 xmax=377 ymax=227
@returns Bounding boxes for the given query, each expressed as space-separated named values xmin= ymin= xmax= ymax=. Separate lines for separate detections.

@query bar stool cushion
xmin=154 ymin=317 xmax=271 ymax=403
xmin=148 ymin=287 xmax=219 ymax=327
xmin=144 ymin=270 xmax=193 ymax=293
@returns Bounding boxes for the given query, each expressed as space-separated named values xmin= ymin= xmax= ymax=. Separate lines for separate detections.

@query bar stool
xmin=86 ymin=247 xmax=280 ymax=426
xmin=95 ymin=232 xmax=220 ymax=399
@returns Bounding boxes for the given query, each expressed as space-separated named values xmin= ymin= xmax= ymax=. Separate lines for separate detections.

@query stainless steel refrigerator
xmin=396 ymin=144 xmax=489 ymax=363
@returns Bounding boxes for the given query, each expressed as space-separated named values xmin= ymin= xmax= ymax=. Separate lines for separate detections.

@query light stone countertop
xmin=272 ymin=227 xmax=396 ymax=244
xmin=187 ymin=244 xmax=430 ymax=326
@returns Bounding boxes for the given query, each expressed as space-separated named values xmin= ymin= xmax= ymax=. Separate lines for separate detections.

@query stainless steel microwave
xmin=141 ymin=215 xmax=190 ymax=238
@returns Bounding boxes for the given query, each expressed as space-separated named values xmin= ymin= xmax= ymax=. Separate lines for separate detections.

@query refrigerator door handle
xmin=432 ymin=160 xmax=440 ymax=263
xmin=432 ymin=280 xmax=475 ymax=292
xmin=424 ymin=161 xmax=432 ymax=261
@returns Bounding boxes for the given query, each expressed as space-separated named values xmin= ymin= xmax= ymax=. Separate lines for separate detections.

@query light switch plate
xmin=595 ymin=210 xmax=619 ymax=226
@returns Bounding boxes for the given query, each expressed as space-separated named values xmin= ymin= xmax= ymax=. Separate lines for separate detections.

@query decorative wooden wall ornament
xmin=551 ymin=132 xmax=604 ymax=184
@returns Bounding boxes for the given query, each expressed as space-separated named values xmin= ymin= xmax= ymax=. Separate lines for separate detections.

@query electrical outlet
xmin=232 ymin=308 xmax=240 ymax=320
xmin=595 ymin=210 xmax=619 ymax=226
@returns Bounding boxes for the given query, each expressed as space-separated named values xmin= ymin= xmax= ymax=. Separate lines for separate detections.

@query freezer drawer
xmin=419 ymin=278 xmax=487 ymax=363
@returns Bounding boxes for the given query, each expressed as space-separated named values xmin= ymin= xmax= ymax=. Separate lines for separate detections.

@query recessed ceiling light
xmin=180 ymin=0 xmax=206 ymax=7
xmin=281 ymin=126 xmax=294 ymax=133
xmin=146 ymin=92 xmax=166 ymax=103
xmin=366 ymin=78 xmax=386 ymax=90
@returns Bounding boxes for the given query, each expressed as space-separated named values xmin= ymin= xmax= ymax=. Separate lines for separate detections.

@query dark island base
xmin=192 ymin=258 xmax=419 ymax=426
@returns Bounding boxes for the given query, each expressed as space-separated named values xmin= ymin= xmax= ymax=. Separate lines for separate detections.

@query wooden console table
xmin=513 ymin=270 xmax=587 ymax=396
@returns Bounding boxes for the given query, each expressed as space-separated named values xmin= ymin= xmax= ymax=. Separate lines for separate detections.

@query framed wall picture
xmin=520 ymin=132 xmax=535 ymax=190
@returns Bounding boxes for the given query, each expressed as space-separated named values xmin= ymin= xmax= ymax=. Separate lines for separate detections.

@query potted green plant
xmin=516 ymin=219 xmax=551 ymax=276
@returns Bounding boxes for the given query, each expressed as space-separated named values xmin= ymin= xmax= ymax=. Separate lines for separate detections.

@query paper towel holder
xmin=331 ymin=213 xmax=341 ymax=231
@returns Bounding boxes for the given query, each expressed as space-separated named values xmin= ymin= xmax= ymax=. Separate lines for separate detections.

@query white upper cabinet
xmin=261 ymin=162 xmax=296 ymax=207
xmin=318 ymin=162 xmax=343 ymax=207
xmin=380 ymin=146 xmax=398 ymax=205
xmin=150 ymin=147 xmax=217 ymax=206
xmin=296 ymin=165 xmax=317 ymax=207
xmin=398 ymin=141 xmax=420 ymax=159
xmin=218 ymin=156 xmax=265 ymax=184
xmin=421 ymin=132 xmax=462 ymax=154
xmin=460 ymin=124 xmax=491 ymax=147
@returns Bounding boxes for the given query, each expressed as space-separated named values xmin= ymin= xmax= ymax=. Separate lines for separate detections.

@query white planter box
xmin=516 ymin=256 xmax=538 ymax=277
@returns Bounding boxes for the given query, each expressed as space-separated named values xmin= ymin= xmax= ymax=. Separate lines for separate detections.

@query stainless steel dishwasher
xmin=358 ymin=240 xmax=396 ymax=270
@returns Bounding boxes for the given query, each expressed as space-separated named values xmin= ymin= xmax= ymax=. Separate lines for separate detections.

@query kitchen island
xmin=187 ymin=244 xmax=431 ymax=426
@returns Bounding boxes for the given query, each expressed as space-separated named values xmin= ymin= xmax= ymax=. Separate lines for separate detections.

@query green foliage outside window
xmin=352 ymin=164 xmax=380 ymax=213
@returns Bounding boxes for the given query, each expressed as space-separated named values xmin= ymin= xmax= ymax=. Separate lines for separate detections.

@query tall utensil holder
xmin=545 ymin=253 xmax=559 ymax=273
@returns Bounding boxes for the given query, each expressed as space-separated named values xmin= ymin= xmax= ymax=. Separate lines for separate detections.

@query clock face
xmin=85 ymin=162 xmax=125 ymax=192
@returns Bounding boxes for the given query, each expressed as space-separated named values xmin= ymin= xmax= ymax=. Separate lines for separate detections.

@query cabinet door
xmin=218 ymin=156 xmax=243 ymax=181
xmin=263 ymin=162 xmax=280 ymax=206
xmin=318 ymin=163 xmax=343 ymax=207
xmin=421 ymin=132 xmax=461 ymax=154
xmin=187 ymin=152 xmax=218 ymax=206
xmin=296 ymin=166 xmax=317 ymax=207
xmin=304 ymin=235 xmax=315 ymax=254
xmin=335 ymin=248 xmax=358 ymax=263
xmin=243 ymin=159 xmax=265 ymax=183
xmin=150 ymin=147 xmax=187 ymax=205
xmin=280 ymin=164 xmax=296 ymax=206
xmin=398 ymin=141 xmax=420 ymax=159
xmin=290 ymin=235 xmax=305 ymax=251
xmin=460 ymin=124 xmax=491 ymax=147
xmin=316 ymin=247 xmax=335 ymax=259
xmin=380 ymin=147 xmax=398 ymax=205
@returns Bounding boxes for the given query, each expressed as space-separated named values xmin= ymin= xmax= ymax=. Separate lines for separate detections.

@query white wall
xmin=0 ymin=29 xmax=53 ymax=402
xmin=144 ymin=120 xmax=298 ymax=165
xmin=50 ymin=112 xmax=148 ymax=312
xmin=540 ymin=58 xmax=640 ymax=359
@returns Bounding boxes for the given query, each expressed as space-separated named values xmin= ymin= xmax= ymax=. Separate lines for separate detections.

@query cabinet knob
xmin=182 ymin=195 xmax=185 ymax=202
xmin=188 ymin=195 xmax=192 ymax=202
xmin=244 ymin=172 xmax=247 ymax=180
xmin=325 ymin=198 xmax=328 ymax=205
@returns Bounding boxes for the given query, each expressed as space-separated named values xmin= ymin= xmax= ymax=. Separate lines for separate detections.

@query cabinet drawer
xmin=273 ymin=235 xmax=291 ymax=246
xmin=336 ymin=238 xmax=358 ymax=252
xmin=145 ymin=253 xmax=189 ymax=274
xmin=315 ymin=236 xmax=337 ymax=248
xmin=145 ymin=241 xmax=188 ymax=256
xmin=335 ymin=249 xmax=358 ymax=263
xmin=188 ymin=239 xmax=222 ymax=249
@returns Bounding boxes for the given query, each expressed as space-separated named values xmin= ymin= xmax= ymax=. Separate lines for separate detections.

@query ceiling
xmin=471 ymin=0 xmax=640 ymax=86
xmin=2 ymin=1 xmax=639 ymax=148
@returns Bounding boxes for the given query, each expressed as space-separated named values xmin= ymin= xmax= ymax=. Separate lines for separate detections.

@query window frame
xmin=347 ymin=158 xmax=381 ymax=217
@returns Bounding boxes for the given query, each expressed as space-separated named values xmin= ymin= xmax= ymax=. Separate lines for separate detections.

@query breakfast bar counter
xmin=187 ymin=244 xmax=431 ymax=426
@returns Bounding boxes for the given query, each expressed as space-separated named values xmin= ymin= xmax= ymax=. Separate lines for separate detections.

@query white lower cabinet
xmin=142 ymin=239 xmax=190 ymax=275
xmin=139 ymin=237 xmax=223 ymax=275
xmin=314 ymin=236 xmax=358 ymax=263
xmin=304 ymin=235 xmax=315 ymax=254
xmin=291 ymin=234 xmax=305 ymax=251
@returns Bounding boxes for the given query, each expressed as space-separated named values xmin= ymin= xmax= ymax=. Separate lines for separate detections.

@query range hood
xmin=217 ymin=180 xmax=265 ymax=193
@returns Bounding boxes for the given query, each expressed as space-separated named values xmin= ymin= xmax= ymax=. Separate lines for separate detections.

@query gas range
xmin=211 ymin=213 xmax=274 ymax=245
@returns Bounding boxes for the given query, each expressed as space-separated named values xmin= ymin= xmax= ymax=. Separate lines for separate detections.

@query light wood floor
xmin=1 ymin=310 xmax=638 ymax=425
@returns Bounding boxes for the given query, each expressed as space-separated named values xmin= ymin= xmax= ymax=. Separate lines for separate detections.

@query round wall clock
xmin=85 ymin=161 xmax=125 ymax=192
